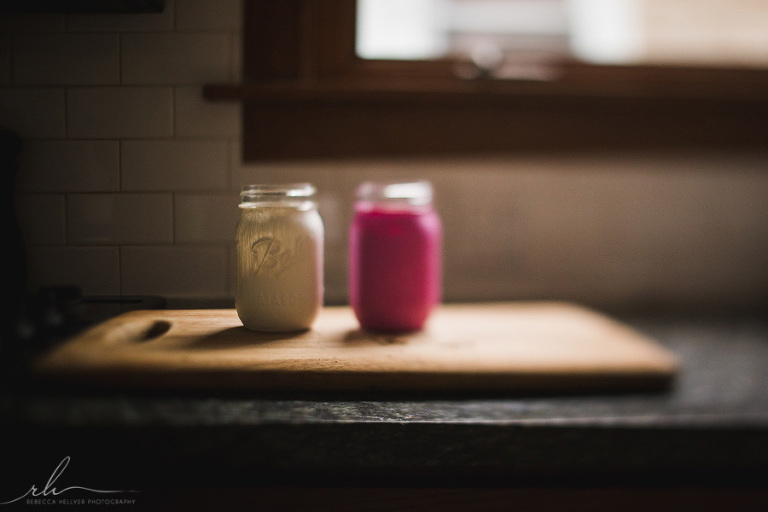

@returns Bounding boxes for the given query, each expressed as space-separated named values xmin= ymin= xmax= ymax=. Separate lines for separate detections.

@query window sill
xmin=204 ymin=63 xmax=768 ymax=161
xmin=205 ymin=61 xmax=768 ymax=103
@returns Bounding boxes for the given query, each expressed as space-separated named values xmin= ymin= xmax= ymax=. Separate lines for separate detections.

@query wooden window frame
xmin=204 ymin=0 xmax=768 ymax=162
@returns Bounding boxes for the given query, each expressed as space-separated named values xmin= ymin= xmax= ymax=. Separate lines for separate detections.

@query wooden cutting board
xmin=33 ymin=302 xmax=678 ymax=393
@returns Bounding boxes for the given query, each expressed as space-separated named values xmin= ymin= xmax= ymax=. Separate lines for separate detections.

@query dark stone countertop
xmin=2 ymin=311 xmax=768 ymax=509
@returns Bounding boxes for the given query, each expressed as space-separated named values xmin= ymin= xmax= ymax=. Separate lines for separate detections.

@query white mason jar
xmin=235 ymin=183 xmax=324 ymax=332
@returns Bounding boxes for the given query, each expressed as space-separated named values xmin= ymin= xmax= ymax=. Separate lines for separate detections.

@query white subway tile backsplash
xmin=121 ymin=245 xmax=228 ymax=297
xmin=230 ymin=32 xmax=242 ymax=81
xmin=64 ymin=0 xmax=174 ymax=32
xmin=25 ymin=246 xmax=120 ymax=295
xmin=225 ymin=244 xmax=236 ymax=297
xmin=229 ymin=139 xmax=243 ymax=180
xmin=231 ymin=161 xmax=336 ymax=195
xmin=15 ymin=194 xmax=66 ymax=245
xmin=12 ymin=33 xmax=119 ymax=85
xmin=67 ymin=87 xmax=173 ymax=139
xmin=67 ymin=193 xmax=173 ymax=245
xmin=175 ymin=0 xmax=241 ymax=31
xmin=121 ymin=140 xmax=228 ymax=191
xmin=234 ymin=153 xmax=768 ymax=307
xmin=174 ymin=86 xmax=240 ymax=138
xmin=174 ymin=193 xmax=238 ymax=243
xmin=0 ymin=88 xmax=65 ymax=139
xmin=16 ymin=140 xmax=119 ymax=192
xmin=121 ymin=32 xmax=231 ymax=85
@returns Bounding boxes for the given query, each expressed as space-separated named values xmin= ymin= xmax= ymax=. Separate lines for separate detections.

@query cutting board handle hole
xmin=138 ymin=320 xmax=172 ymax=342
xmin=103 ymin=318 xmax=173 ymax=345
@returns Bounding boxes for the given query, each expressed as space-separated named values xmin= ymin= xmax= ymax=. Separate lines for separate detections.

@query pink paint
xmin=349 ymin=182 xmax=442 ymax=332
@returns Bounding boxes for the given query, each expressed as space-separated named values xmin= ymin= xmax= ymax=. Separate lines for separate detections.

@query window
xmin=356 ymin=0 xmax=768 ymax=69
xmin=204 ymin=0 xmax=768 ymax=162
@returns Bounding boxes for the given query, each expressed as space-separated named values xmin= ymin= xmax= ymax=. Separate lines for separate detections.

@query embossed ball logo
xmin=251 ymin=237 xmax=284 ymax=274
xmin=249 ymin=235 xmax=313 ymax=277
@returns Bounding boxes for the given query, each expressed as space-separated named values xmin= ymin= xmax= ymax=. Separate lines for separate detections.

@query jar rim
xmin=355 ymin=180 xmax=433 ymax=206
xmin=240 ymin=183 xmax=316 ymax=203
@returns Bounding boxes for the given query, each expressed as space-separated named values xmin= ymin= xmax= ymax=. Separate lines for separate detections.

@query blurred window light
xmin=567 ymin=0 xmax=644 ymax=64
xmin=356 ymin=0 xmax=449 ymax=60
xmin=356 ymin=0 xmax=768 ymax=68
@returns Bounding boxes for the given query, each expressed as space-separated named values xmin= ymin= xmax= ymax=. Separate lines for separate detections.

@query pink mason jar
xmin=349 ymin=181 xmax=442 ymax=332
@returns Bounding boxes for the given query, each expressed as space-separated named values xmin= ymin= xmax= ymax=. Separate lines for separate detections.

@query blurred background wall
xmin=2 ymin=0 xmax=767 ymax=313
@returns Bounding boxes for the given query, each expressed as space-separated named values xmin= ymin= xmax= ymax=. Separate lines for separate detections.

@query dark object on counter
xmin=1 ymin=127 xmax=29 ymax=383
xmin=2 ymin=286 xmax=166 ymax=383
xmin=2 ymin=130 xmax=26 ymax=346
xmin=3 ymin=287 xmax=84 ymax=383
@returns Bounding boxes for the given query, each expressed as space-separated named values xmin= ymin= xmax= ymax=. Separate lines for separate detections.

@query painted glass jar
xmin=349 ymin=181 xmax=442 ymax=332
xmin=235 ymin=183 xmax=324 ymax=332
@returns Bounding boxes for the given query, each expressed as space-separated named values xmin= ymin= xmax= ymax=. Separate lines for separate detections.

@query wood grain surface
xmin=32 ymin=302 xmax=679 ymax=392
